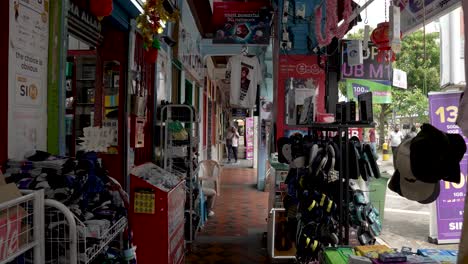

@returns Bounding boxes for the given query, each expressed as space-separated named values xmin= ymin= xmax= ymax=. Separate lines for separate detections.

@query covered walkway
xmin=186 ymin=168 xmax=269 ymax=264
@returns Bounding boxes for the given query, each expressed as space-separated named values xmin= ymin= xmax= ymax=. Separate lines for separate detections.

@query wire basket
xmin=0 ymin=190 xmax=45 ymax=264
xmin=44 ymin=199 xmax=127 ymax=264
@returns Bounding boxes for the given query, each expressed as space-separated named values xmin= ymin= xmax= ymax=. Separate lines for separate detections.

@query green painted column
xmin=47 ymin=0 xmax=66 ymax=155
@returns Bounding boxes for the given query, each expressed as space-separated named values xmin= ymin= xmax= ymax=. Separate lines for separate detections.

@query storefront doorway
xmin=65 ymin=35 xmax=98 ymax=156
xmin=224 ymin=108 xmax=255 ymax=168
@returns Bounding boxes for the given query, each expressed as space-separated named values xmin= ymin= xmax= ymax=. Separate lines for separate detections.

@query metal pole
xmin=344 ymin=127 xmax=350 ymax=245
xmin=125 ymin=20 xmax=137 ymax=194
xmin=338 ymin=127 xmax=343 ymax=244
xmin=33 ymin=190 xmax=45 ymax=264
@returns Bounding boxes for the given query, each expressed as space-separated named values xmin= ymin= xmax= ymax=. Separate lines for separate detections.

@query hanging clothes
xmin=226 ymin=55 xmax=262 ymax=108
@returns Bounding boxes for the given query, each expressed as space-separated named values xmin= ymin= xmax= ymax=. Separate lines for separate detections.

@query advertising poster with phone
xmin=212 ymin=1 xmax=272 ymax=44
xmin=276 ymin=55 xmax=326 ymax=140
xmin=429 ymin=91 xmax=467 ymax=243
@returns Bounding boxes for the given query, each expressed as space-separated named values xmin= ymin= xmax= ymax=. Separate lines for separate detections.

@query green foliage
xmin=394 ymin=31 xmax=440 ymax=94
xmin=392 ymin=89 xmax=429 ymax=123
xmin=338 ymin=81 xmax=346 ymax=96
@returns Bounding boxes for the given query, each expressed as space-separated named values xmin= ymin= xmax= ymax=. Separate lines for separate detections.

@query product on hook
xmin=358 ymin=92 xmax=373 ymax=123
xmin=335 ymin=102 xmax=345 ymax=123
xmin=345 ymin=101 xmax=356 ymax=123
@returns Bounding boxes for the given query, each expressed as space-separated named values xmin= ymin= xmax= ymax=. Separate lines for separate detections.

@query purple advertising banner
xmin=429 ymin=92 xmax=467 ymax=242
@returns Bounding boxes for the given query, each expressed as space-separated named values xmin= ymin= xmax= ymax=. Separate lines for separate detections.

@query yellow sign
xmin=134 ymin=191 xmax=155 ymax=214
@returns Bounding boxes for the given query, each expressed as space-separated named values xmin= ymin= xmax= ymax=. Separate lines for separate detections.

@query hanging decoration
xmin=370 ymin=0 xmax=401 ymax=63
xmin=136 ymin=0 xmax=180 ymax=52
xmin=145 ymin=38 xmax=161 ymax=63
xmin=315 ymin=0 xmax=353 ymax=47
xmin=90 ymin=0 xmax=113 ymax=20
xmin=370 ymin=22 xmax=396 ymax=62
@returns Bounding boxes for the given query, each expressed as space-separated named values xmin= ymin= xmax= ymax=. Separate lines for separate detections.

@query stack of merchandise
xmin=168 ymin=121 xmax=190 ymax=173
xmin=4 ymin=151 xmax=128 ymax=263
xmin=130 ymin=162 xmax=185 ymax=191
xmin=320 ymin=245 xmax=458 ymax=264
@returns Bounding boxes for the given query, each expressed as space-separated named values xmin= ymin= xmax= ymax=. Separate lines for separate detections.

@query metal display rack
xmin=43 ymin=199 xmax=127 ymax=264
xmin=268 ymin=123 xmax=375 ymax=261
xmin=0 ymin=190 xmax=45 ymax=264
xmin=159 ymin=104 xmax=199 ymax=243
xmin=293 ymin=123 xmax=375 ymax=245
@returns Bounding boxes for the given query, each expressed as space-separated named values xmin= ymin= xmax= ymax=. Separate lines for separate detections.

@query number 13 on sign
xmin=435 ymin=106 xmax=458 ymax=123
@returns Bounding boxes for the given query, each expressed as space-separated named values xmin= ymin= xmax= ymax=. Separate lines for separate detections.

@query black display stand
xmin=288 ymin=122 xmax=375 ymax=245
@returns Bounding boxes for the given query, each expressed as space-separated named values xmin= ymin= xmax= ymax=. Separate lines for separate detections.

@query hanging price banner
xmin=429 ymin=91 xmax=467 ymax=244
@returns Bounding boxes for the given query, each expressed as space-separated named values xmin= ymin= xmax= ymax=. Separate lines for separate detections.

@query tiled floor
xmin=186 ymin=167 xmax=270 ymax=264
xmin=222 ymin=159 xmax=254 ymax=168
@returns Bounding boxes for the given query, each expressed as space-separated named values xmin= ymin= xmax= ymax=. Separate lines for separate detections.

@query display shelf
xmin=44 ymin=199 xmax=127 ymax=264
xmin=267 ymin=208 xmax=296 ymax=261
xmin=272 ymin=124 xmax=363 ymax=246
xmin=159 ymin=104 xmax=199 ymax=244
xmin=274 ymin=248 xmax=296 ymax=258
xmin=65 ymin=54 xmax=97 ymax=157
xmin=82 ymin=217 xmax=127 ymax=263
xmin=0 ymin=190 xmax=45 ymax=264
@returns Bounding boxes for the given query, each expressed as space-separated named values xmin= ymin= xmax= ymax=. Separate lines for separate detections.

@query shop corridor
xmin=186 ymin=167 xmax=269 ymax=264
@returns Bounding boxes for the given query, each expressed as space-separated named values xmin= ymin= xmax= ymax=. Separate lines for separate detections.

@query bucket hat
xmin=390 ymin=140 xmax=440 ymax=204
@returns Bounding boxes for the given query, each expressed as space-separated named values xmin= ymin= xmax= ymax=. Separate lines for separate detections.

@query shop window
xmin=195 ymin=85 xmax=200 ymax=112
xmin=172 ymin=65 xmax=181 ymax=103
xmin=185 ymin=80 xmax=193 ymax=105
xmin=156 ymin=60 xmax=167 ymax=104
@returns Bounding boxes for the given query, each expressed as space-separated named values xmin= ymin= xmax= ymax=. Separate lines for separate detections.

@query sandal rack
xmin=268 ymin=123 xmax=375 ymax=262
xmin=289 ymin=123 xmax=375 ymax=244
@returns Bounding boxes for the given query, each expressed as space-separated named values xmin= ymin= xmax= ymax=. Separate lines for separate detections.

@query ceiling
xmin=211 ymin=56 xmax=229 ymax=68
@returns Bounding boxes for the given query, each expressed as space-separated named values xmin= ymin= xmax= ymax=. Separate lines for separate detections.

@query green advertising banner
xmin=345 ymin=79 xmax=392 ymax=104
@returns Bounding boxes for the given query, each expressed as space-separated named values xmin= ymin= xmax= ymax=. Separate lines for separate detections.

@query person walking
xmin=405 ymin=125 xmax=418 ymax=140
xmin=388 ymin=125 xmax=404 ymax=166
xmin=226 ymin=126 xmax=240 ymax=163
